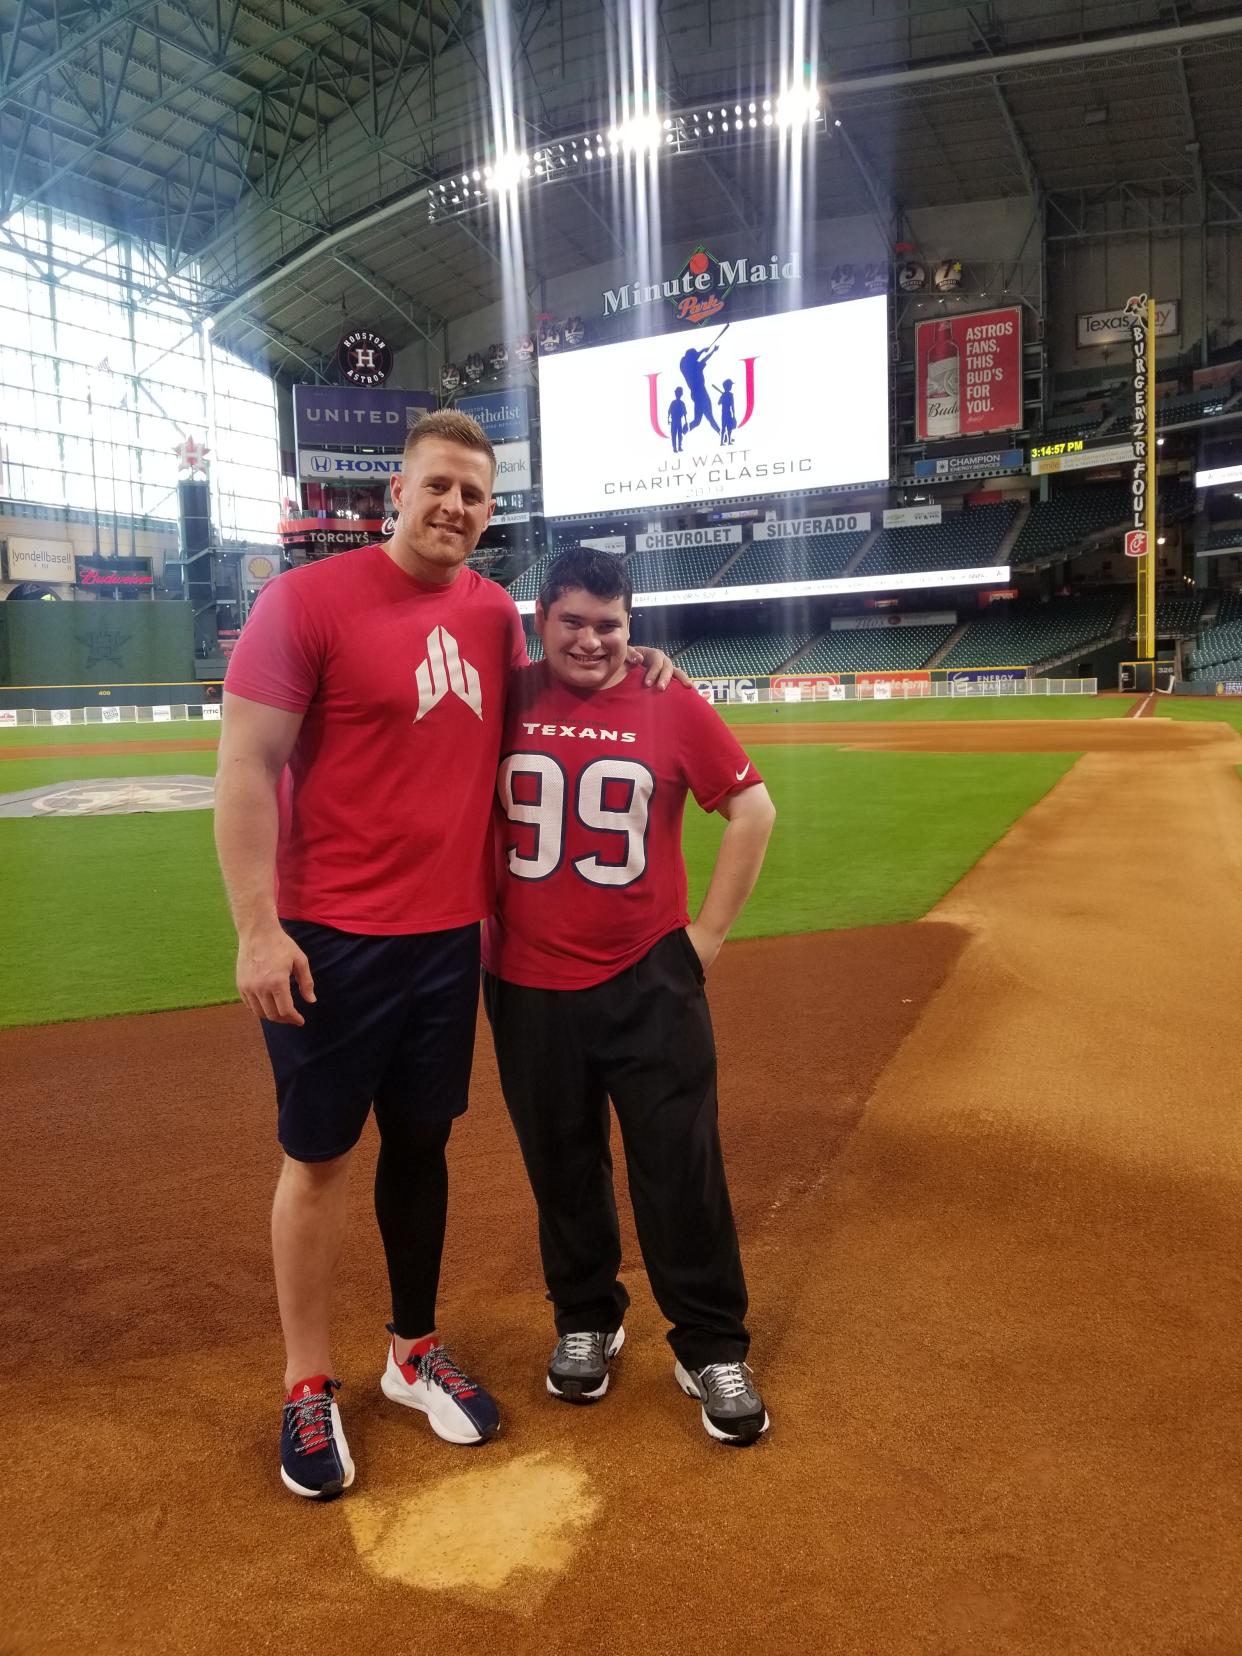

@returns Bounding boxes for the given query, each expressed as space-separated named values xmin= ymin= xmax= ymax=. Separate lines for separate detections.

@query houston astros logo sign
xmin=337 ymin=328 xmax=393 ymax=387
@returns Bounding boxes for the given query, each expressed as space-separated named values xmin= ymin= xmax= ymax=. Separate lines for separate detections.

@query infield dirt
xmin=5 ymin=715 xmax=1242 ymax=1654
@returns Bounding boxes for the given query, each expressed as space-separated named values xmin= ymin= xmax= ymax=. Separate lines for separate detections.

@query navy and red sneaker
xmin=280 ymin=1375 xmax=355 ymax=1499
xmin=379 ymin=1328 xmax=501 ymax=1444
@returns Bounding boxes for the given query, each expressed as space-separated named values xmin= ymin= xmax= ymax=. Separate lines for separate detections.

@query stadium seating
xmin=625 ymin=545 xmax=734 ymax=592
xmin=791 ymin=623 xmax=955 ymax=674
xmin=1011 ymin=485 xmax=1131 ymax=564
xmin=855 ymin=502 xmax=1018 ymax=577
xmin=939 ymin=597 xmax=1120 ymax=668
xmin=1205 ymin=527 xmax=1242 ymax=553
xmin=722 ymin=532 xmax=868 ymax=586
xmin=673 ymin=633 xmax=815 ymax=677
xmin=1188 ymin=591 xmax=1242 ymax=672
xmin=507 ymin=554 xmax=553 ymax=602
xmin=1157 ymin=383 xmax=1239 ymax=426
xmin=1152 ymin=591 xmax=1204 ymax=635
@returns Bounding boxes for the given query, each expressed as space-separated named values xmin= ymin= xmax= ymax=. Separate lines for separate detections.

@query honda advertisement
xmin=915 ymin=307 xmax=1022 ymax=442
xmin=538 ymin=297 xmax=890 ymax=517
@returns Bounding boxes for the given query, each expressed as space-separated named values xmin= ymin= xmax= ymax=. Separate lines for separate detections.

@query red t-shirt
xmin=481 ymin=664 xmax=763 ymax=989
xmin=224 ymin=544 xmax=526 ymax=933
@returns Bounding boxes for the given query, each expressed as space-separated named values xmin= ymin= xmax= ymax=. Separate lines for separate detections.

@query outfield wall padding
xmin=0 ymin=601 xmax=194 ymax=688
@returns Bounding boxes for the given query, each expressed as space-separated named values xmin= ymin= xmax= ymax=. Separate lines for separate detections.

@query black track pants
xmin=483 ymin=929 xmax=750 ymax=1370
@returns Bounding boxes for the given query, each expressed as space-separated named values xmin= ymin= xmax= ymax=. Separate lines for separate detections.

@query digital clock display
xmin=1031 ymin=439 xmax=1086 ymax=459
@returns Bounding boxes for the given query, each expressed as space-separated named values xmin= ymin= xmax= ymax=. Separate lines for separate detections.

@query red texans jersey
xmin=225 ymin=544 xmax=526 ymax=933
xmin=481 ymin=664 xmax=763 ymax=988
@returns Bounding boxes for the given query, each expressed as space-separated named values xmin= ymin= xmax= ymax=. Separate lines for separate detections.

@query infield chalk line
xmin=1129 ymin=694 xmax=1154 ymax=719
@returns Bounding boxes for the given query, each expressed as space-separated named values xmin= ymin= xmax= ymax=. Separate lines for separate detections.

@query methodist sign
xmin=455 ymin=389 xmax=530 ymax=442
xmin=293 ymin=386 xmax=436 ymax=451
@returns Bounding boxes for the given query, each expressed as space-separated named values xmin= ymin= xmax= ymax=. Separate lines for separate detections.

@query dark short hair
xmin=402 ymin=409 xmax=495 ymax=474
xmin=538 ymin=548 xmax=633 ymax=616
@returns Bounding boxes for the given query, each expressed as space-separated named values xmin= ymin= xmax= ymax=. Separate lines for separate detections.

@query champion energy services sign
xmin=915 ymin=307 xmax=1022 ymax=442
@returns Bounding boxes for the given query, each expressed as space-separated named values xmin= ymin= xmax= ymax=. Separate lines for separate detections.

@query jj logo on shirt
xmin=414 ymin=626 xmax=483 ymax=722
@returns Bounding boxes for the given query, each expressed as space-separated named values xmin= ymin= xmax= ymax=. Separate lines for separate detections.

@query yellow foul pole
xmin=1142 ymin=296 xmax=1157 ymax=661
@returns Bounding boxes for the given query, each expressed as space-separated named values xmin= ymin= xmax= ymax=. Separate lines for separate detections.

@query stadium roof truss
xmin=1 ymin=0 xmax=1241 ymax=375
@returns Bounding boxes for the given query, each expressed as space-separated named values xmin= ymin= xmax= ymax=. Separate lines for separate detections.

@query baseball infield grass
xmin=1 ymin=741 xmax=1077 ymax=1028
xmin=1153 ymin=698 xmax=1242 ymax=734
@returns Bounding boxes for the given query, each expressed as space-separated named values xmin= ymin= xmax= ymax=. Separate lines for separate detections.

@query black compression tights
xmin=373 ymin=1115 xmax=452 ymax=1341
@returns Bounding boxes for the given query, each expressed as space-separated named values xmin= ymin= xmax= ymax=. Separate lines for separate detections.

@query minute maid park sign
xmin=603 ymin=246 xmax=801 ymax=324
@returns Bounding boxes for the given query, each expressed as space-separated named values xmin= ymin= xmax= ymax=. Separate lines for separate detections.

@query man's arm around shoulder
xmin=686 ymin=783 xmax=776 ymax=973
xmin=214 ymin=691 xmax=314 ymax=1026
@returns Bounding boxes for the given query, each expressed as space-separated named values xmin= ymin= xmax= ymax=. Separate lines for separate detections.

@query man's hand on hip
xmin=237 ymin=925 xmax=316 ymax=1025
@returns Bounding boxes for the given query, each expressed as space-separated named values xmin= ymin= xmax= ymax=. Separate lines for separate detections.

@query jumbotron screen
xmin=538 ymin=296 xmax=889 ymax=517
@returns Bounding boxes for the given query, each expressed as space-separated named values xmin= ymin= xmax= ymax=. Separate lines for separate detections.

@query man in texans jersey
xmin=216 ymin=416 xmax=679 ymax=1501
xmin=482 ymin=549 xmax=776 ymax=1444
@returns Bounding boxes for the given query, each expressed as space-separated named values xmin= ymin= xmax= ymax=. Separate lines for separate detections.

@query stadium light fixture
xmin=488 ymin=151 xmax=528 ymax=192
xmin=776 ymin=83 xmax=818 ymax=126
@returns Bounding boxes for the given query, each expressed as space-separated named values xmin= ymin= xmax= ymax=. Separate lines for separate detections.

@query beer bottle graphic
xmin=924 ymin=320 xmax=960 ymax=439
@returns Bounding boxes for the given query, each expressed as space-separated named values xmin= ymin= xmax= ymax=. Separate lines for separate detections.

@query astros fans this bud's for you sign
xmin=915 ymin=307 xmax=1022 ymax=442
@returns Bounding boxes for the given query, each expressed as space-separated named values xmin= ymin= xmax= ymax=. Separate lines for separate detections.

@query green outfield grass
xmin=0 ymin=717 xmax=218 ymax=747
xmin=1 ymin=735 xmax=1078 ymax=1027
xmin=720 ymin=694 xmax=1137 ymax=724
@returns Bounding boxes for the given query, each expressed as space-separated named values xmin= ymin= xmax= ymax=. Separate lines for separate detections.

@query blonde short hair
xmin=402 ymin=409 xmax=495 ymax=474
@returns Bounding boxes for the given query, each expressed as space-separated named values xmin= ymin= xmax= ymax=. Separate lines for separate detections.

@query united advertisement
xmin=538 ymin=297 xmax=890 ymax=517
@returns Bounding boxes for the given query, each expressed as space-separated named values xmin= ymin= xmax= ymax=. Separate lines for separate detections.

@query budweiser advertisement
xmin=538 ymin=296 xmax=890 ymax=516
xmin=915 ymin=307 xmax=1022 ymax=442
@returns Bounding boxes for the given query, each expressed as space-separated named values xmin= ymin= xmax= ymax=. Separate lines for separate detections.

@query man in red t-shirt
xmin=483 ymin=549 xmax=776 ymax=1444
xmin=216 ymin=414 xmax=678 ymax=1500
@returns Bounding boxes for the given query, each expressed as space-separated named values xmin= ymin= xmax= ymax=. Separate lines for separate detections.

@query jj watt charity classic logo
xmin=646 ymin=322 xmax=757 ymax=455
xmin=414 ymin=627 xmax=482 ymax=722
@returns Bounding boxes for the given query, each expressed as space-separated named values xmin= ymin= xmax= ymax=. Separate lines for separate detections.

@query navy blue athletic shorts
xmin=262 ymin=919 xmax=481 ymax=1162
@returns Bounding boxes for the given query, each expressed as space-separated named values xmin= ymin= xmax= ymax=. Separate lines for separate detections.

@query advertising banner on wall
xmin=75 ymin=556 xmax=154 ymax=589
xmin=915 ymin=307 xmax=1022 ymax=441
xmin=298 ymin=450 xmax=403 ymax=480
xmin=637 ymin=526 xmax=743 ymax=553
xmin=1077 ymin=301 xmax=1178 ymax=348
xmin=832 ymin=611 xmax=955 ymax=630
xmin=539 ymin=296 xmax=890 ymax=516
xmin=912 ymin=449 xmax=1024 ymax=482
xmin=455 ymin=389 xmax=530 ymax=442
xmin=756 ymin=512 xmax=871 ymax=538
xmin=293 ymin=386 xmax=436 ymax=450
xmin=493 ymin=440 xmax=532 ymax=493
xmin=1029 ymin=440 xmax=1134 ymax=476
xmin=5 ymin=536 xmax=75 ymax=583
xmin=883 ymin=505 xmax=942 ymax=528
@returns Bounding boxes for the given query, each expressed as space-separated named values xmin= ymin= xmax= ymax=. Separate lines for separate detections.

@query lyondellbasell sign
xmin=602 ymin=247 xmax=801 ymax=325
xmin=915 ymin=308 xmax=1022 ymax=441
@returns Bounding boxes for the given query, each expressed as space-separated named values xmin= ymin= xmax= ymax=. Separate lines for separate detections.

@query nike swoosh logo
xmin=735 ymin=764 xmax=751 ymax=782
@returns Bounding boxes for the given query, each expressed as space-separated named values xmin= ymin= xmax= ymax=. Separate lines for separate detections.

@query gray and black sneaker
xmin=547 ymin=1326 xmax=626 ymax=1403
xmin=674 ymin=1360 xmax=769 ymax=1444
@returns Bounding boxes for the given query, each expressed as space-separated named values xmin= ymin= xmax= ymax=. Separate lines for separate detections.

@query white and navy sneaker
xmin=380 ymin=1328 xmax=500 ymax=1445
xmin=547 ymin=1326 xmax=626 ymax=1403
xmin=280 ymin=1375 xmax=356 ymax=1499
xmin=674 ymin=1360 xmax=769 ymax=1445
